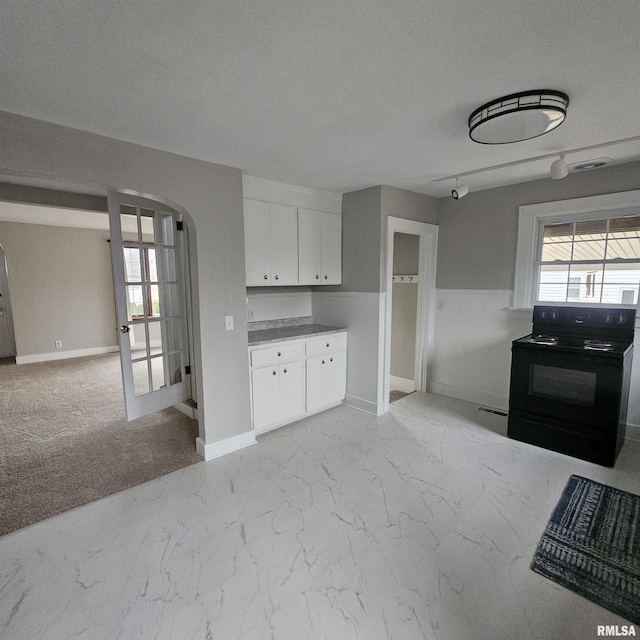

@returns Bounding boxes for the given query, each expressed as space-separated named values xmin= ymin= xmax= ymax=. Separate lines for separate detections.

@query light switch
xmin=225 ymin=315 xmax=234 ymax=331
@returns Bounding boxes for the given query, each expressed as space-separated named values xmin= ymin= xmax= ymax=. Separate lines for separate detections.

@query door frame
xmin=0 ymin=243 xmax=17 ymax=357
xmin=382 ymin=216 xmax=438 ymax=413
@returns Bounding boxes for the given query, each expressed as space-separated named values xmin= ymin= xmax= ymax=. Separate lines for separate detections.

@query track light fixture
xmin=550 ymin=154 xmax=569 ymax=180
xmin=452 ymin=178 xmax=468 ymax=200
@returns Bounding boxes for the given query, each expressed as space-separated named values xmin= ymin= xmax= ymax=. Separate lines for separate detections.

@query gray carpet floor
xmin=0 ymin=353 xmax=200 ymax=536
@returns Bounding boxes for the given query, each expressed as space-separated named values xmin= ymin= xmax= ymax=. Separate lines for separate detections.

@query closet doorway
xmin=383 ymin=217 xmax=438 ymax=412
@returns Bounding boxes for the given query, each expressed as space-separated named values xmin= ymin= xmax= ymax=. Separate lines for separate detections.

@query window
xmin=535 ymin=215 xmax=640 ymax=304
xmin=123 ymin=246 xmax=161 ymax=320
xmin=513 ymin=190 xmax=640 ymax=310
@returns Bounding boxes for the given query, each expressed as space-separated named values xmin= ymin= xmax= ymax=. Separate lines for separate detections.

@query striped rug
xmin=531 ymin=475 xmax=640 ymax=624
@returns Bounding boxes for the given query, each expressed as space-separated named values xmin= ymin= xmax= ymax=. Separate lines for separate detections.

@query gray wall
xmin=0 ymin=110 xmax=250 ymax=446
xmin=436 ymin=160 xmax=640 ymax=290
xmin=0 ymin=220 xmax=117 ymax=356
xmin=338 ymin=186 xmax=382 ymax=293
xmin=337 ymin=184 xmax=438 ymax=294
xmin=0 ymin=182 xmax=107 ymax=212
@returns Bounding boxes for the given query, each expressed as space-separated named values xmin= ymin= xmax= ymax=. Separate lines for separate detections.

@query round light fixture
xmin=468 ymin=90 xmax=569 ymax=144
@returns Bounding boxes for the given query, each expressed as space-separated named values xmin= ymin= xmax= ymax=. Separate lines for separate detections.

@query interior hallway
xmin=1 ymin=391 xmax=638 ymax=639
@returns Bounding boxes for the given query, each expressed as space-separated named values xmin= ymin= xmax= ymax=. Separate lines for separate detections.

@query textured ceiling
xmin=2 ymin=0 xmax=640 ymax=198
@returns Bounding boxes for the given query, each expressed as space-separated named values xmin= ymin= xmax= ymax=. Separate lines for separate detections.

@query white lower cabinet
xmin=251 ymin=359 xmax=305 ymax=431
xmin=249 ymin=332 xmax=347 ymax=433
xmin=306 ymin=350 xmax=347 ymax=412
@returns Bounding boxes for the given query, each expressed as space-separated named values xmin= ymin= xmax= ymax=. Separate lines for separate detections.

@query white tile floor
xmin=1 ymin=392 xmax=639 ymax=640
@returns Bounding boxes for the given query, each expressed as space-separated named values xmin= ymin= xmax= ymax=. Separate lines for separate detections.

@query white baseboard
xmin=626 ymin=423 xmax=640 ymax=443
xmin=16 ymin=345 xmax=119 ymax=365
xmin=196 ymin=430 xmax=256 ymax=461
xmin=344 ymin=394 xmax=385 ymax=416
xmin=390 ymin=375 xmax=415 ymax=394
xmin=174 ymin=402 xmax=197 ymax=420
xmin=429 ymin=381 xmax=509 ymax=412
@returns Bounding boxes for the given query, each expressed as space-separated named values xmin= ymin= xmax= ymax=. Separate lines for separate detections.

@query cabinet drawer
xmin=306 ymin=333 xmax=347 ymax=356
xmin=250 ymin=341 xmax=305 ymax=367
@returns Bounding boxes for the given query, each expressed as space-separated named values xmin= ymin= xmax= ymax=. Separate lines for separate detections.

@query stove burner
xmin=584 ymin=339 xmax=616 ymax=352
xmin=527 ymin=334 xmax=558 ymax=345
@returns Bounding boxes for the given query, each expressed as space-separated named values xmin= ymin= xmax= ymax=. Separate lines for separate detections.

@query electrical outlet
xmin=55 ymin=340 xmax=62 ymax=348
xmin=248 ymin=309 xmax=256 ymax=321
xmin=225 ymin=315 xmax=234 ymax=331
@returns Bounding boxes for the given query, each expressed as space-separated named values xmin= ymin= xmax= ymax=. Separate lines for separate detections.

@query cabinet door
xmin=297 ymin=208 xmax=323 ymax=285
xmin=270 ymin=204 xmax=299 ymax=285
xmin=306 ymin=350 xmax=346 ymax=412
xmin=279 ymin=359 xmax=305 ymax=421
xmin=244 ymin=199 xmax=271 ymax=285
xmin=326 ymin=349 xmax=347 ymax=403
xmin=321 ymin=213 xmax=342 ymax=284
xmin=251 ymin=366 xmax=280 ymax=429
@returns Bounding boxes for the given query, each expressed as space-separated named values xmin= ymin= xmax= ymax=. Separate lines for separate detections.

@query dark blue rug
xmin=531 ymin=475 xmax=640 ymax=624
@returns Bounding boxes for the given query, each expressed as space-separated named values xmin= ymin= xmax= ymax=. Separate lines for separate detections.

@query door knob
xmin=120 ymin=325 xmax=131 ymax=333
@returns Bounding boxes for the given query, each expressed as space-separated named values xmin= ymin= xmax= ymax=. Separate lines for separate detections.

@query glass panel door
xmin=108 ymin=191 xmax=190 ymax=421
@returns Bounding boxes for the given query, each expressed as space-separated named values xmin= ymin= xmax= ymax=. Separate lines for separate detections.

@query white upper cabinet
xmin=298 ymin=208 xmax=342 ymax=285
xmin=244 ymin=199 xmax=298 ymax=286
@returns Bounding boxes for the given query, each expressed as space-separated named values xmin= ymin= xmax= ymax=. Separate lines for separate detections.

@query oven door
xmin=508 ymin=344 xmax=623 ymax=430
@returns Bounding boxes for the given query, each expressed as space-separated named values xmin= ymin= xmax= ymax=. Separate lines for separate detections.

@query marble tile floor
xmin=1 ymin=392 xmax=639 ymax=640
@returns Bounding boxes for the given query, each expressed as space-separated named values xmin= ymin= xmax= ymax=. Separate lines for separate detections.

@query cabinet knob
xmin=283 ymin=368 xmax=287 ymax=373
xmin=326 ymin=343 xmax=329 ymax=347
xmin=330 ymin=357 xmax=333 ymax=362
xmin=324 ymin=275 xmax=328 ymax=280
xmin=275 ymin=275 xmax=279 ymax=280
xmin=263 ymin=275 xmax=268 ymax=280
xmin=272 ymin=370 xmax=277 ymax=375
xmin=315 ymin=275 xmax=319 ymax=280
xmin=277 ymin=351 xmax=281 ymax=356
xmin=322 ymin=360 xmax=325 ymax=364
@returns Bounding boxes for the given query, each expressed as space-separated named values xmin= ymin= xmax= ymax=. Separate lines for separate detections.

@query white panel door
xmin=108 ymin=191 xmax=190 ymax=421
xmin=298 ymin=208 xmax=323 ymax=285
xmin=244 ymin=199 xmax=271 ymax=285
xmin=321 ymin=213 xmax=342 ymax=284
xmin=269 ymin=204 xmax=298 ymax=285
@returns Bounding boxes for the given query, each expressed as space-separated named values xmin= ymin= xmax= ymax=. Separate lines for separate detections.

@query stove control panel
xmin=533 ymin=306 xmax=636 ymax=330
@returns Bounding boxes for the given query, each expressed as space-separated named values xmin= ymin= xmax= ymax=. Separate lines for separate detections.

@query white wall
xmin=430 ymin=289 xmax=640 ymax=439
xmin=0 ymin=220 xmax=118 ymax=361
xmin=246 ymin=289 xmax=312 ymax=323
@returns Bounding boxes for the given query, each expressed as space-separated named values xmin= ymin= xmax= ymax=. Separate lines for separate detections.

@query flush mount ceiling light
xmin=550 ymin=154 xmax=568 ymax=180
xmin=468 ymin=90 xmax=569 ymax=144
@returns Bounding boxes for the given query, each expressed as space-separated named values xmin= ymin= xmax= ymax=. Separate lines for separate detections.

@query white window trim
xmin=513 ymin=189 xmax=640 ymax=311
